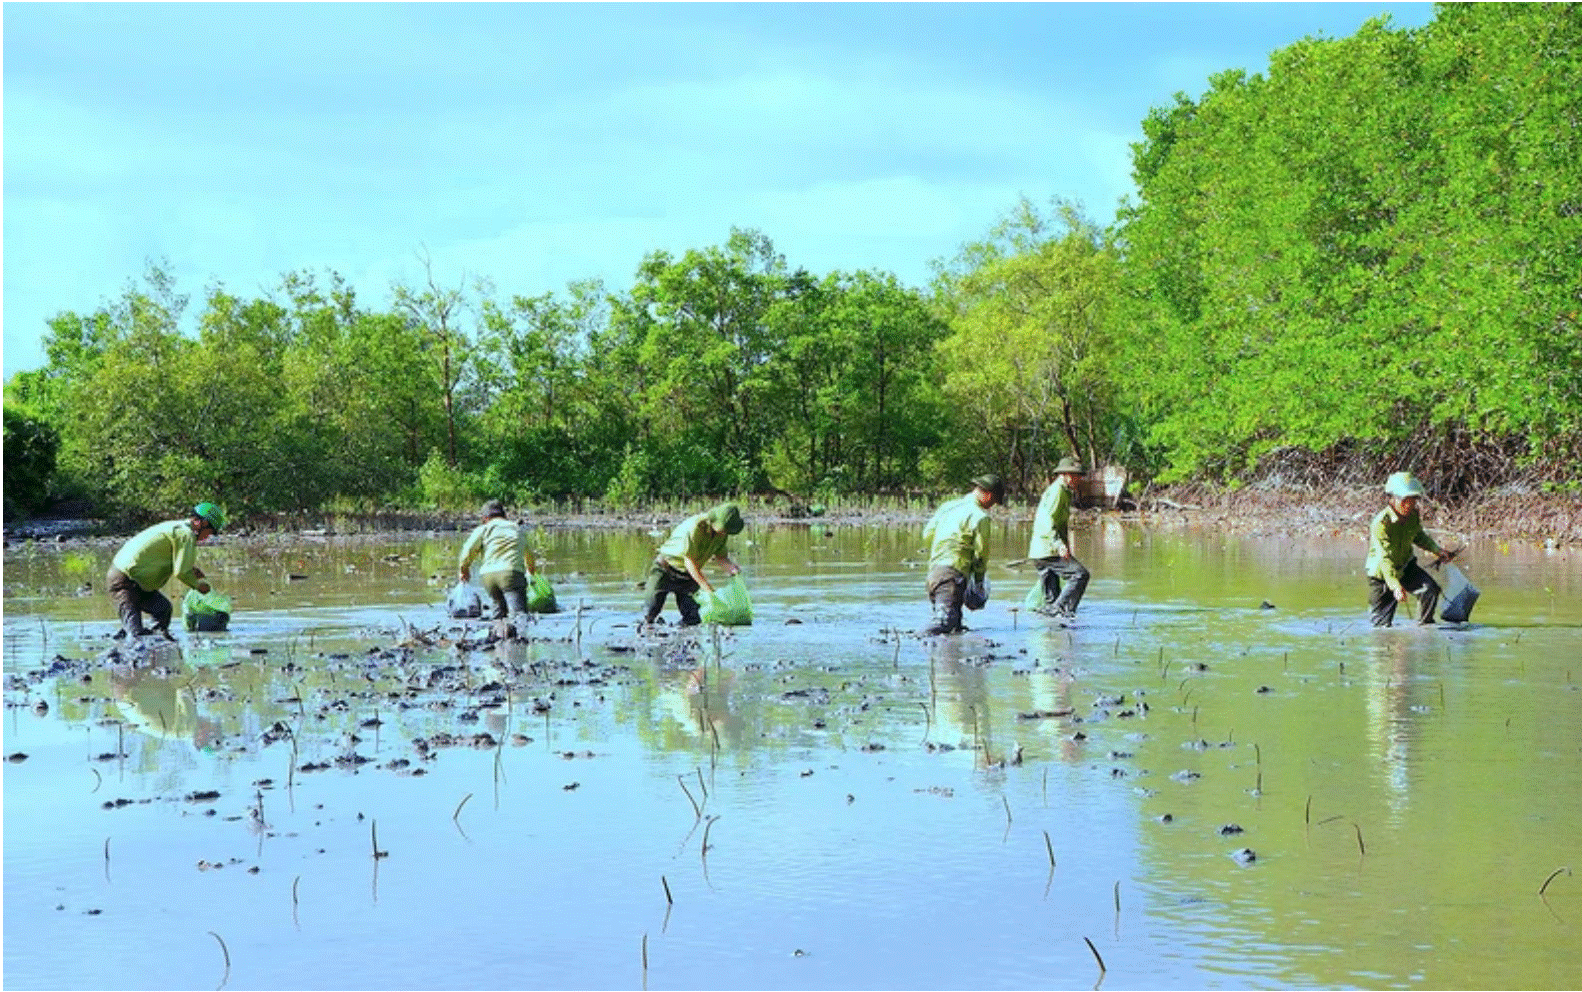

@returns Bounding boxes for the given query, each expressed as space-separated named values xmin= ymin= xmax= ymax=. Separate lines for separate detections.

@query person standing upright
xmin=1367 ymin=472 xmax=1451 ymax=627
xmin=1029 ymin=457 xmax=1092 ymax=625
xmin=921 ymin=474 xmax=1004 ymax=635
xmin=107 ymin=502 xmax=226 ymax=640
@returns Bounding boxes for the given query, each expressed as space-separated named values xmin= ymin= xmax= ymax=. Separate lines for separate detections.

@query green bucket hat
xmin=971 ymin=473 xmax=1006 ymax=505
xmin=1053 ymin=457 xmax=1087 ymax=476
xmin=193 ymin=502 xmax=226 ymax=532
xmin=708 ymin=502 xmax=745 ymax=536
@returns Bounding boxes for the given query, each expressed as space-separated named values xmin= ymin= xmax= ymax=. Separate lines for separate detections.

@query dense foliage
xmin=5 ymin=3 xmax=1577 ymax=524
xmin=1115 ymin=2 xmax=1582 ymax=491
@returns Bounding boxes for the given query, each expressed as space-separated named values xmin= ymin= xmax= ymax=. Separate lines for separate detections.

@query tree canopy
xmin=6 ymin=4 xmax=1577 ymax=524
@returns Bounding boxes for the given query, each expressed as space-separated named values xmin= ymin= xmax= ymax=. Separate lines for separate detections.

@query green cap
xmin=708 ymin=502 xmax=745 ymax=536
xmin=1053 ymin=457 xmax=1087 ymax=476
xmin=971 ymin=474 xmax=1006 ymax=504
xmin=194 ymin=502 xmax=226 ymax=532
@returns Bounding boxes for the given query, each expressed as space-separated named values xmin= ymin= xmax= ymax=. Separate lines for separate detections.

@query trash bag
xmin=963 ymin=575 xmax=990 ymax=611
xmin=183 ymin=588 xmax=233 ymax=632
xmin=1439 ymin=563 xmax=1480 ymax=623
xmin=700 ymin=575 xmax=753 ymax=626
xmin=525 ymin=572 xmax=559 ymax=614
xmin=447 ymin=581 xmax=485 ymax=619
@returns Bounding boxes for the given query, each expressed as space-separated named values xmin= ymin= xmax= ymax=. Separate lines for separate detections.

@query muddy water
xmin=3 ymin=519 xmax=1579 ymax=991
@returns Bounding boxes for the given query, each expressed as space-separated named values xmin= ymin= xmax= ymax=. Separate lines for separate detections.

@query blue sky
xmin=2 ymin=2 xmax=1435 ymax=381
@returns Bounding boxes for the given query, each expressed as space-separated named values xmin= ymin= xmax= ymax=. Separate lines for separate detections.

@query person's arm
xmin=1370 ymin=515 xmax=1406 ymax=599
xmin=684 ymin=555 xmax=715 ymax=596
xmin=458 ymin=528 xmax=481 ymax=582
xmin=713 ymin=553 xmax=740 ymax=577
xmin=1413 ymin=528 xmax=1446 ymax=562
xmin=172 ymin=530 xmax=210 ymax=594
xmin=970 ymin=515 xmax=988 ymax=582
xmin=1052 ymin=487 xmax=1072 ymax=559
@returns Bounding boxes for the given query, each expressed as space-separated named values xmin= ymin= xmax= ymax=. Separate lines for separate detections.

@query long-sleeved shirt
xmin=923 ymin=494 xmax=990 ymax=580
xmin=459 ymin=518 xmax=533 ymax=577
xmin=657 ymin=512 xmax=730 ymax=572
xmin=1366 ymin=506 xmax=1442 ymax=593
xmin=1028 ymin=479 xmax=1075 ymax=559
xmin=111 ymin=519 xmax=203 ymax=592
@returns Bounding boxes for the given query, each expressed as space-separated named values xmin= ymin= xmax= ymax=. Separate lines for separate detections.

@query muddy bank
xmin=6 ymin=485 xmax=1578 ymax=551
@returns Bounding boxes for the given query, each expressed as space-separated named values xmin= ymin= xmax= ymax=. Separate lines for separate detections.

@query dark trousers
xmin=479 ymin=570 xmax=528 ymax=620
xmin=644 ymin=560 xmax=702 ymax=626
xmin=107 ymin=567 xmax=171 ymax=637
xmin=925 ymin=566 xmax=967 ymax=634
xmin=1369 ymin=561 xmax=1441 ymax=627
xmin=1033 ymin=555 xmax=1091 ymax=617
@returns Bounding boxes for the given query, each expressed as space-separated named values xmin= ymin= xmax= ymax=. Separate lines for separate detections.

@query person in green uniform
xmin=107 ymin=502 xmax=226 ymax=639
xmin=458 ymin=500 xmax=538 ymax=626
xmin=1029 ymin=457 xmax=1091 ymax=623
xmin=642 ymin=502 xmax=745 ymax=627
xmin=920 ymin=474 xmax=1004 ymax=635
xmin=1367 ymin=472 xmax=1451 ymax=627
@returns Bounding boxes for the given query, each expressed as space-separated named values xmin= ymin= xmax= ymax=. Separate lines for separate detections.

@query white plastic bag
xmin=1439 ymin=563 xmax=1480 ymax=623
xmin=447 ymin=580 xmax=485 ymax=619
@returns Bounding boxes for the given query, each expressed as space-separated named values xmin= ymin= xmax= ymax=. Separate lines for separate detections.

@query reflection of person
xmin=1367 ymin=472 xmax=1451 ymax=627
xmin=642 ymin=503 xmax=744 ymax=627
xmin=458 ymin=500 xmax=536 ymax=622
xmin=107 ymin=661 xmax=223 ymax=750
xmin=107 ymin=502 xmax=226 ymax=639
xmin=1029 ymin=457 xmax=1091 ymax=624
xmin=921 ymin=474 xmax=1004 ymax=635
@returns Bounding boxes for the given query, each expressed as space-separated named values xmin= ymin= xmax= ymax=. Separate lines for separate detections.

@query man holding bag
xmin=107 ymin=502 xmax=226 ymax=640
xmin=642 ymin=502 xmax=744 ymax=627
xmin=1028 ymin=457 xmax=1092 ymax=625
xmin=458 ymin=500 xmax=538 ymax=630
xmin=921 ymin=474 xmax=1004 ymax=635
xmin=1366 ymin=472 xmax=1452 ymax=627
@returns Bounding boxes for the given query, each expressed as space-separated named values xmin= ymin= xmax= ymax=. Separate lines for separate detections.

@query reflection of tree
xmin=929 ymin=638 xmax=994 ymax=759
xmin=1363 ymin=633 xmax=1438 ymax=822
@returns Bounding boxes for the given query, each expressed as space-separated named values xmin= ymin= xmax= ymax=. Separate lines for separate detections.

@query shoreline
xmin=5 ymin=486 xmax=1578 ymax=551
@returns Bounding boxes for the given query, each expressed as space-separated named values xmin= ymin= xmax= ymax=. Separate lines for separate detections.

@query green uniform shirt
xmin=459 ymin=518 xmax=531 ymax=577
xmin=923 ymin=494 xmax=990 ymax=580
xmin=657 ymin=512 xmax=730 ymax=573
xmin=112 ymin=519 xmax=203 ymax=593
xmin=1028 ymin=479 xmax=1074 ymax=559
xmin=1366 ymin=506 xmax=1442 ymax=593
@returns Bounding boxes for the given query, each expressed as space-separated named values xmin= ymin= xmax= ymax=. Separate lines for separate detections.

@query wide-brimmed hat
xmin=481 ymin=499 xmax=507 ymax=518
xmin=1384 ymin=472 xmax=1426 ymax=498
xmin=708 ymin=502 xmax=745 ymax=535
xmin=971 ymin=473 xmax=1006 ymax=504
xmin=1053 ymin=457 xmax=1087 ymax=476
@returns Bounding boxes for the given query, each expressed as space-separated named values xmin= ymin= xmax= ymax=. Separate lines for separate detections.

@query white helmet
xmin=1384 ymin=472 xmax=1426 ymax=498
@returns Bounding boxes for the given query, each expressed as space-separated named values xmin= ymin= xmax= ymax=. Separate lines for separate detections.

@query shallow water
xmin=3 ymin=519 xmax=1580 ymax=991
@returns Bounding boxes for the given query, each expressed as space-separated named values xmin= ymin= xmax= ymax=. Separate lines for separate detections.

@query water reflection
xmin=3 ymin=524 xmax=1580 ymax=991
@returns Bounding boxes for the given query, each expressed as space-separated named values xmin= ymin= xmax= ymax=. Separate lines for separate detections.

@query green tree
xmin=933 ymin=197 xmax=1123 ymax=491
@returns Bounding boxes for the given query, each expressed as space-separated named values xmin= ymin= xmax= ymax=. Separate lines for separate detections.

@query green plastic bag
xmin=700 ymin=575 xmax=753 ymax=626
xmin=1022 ymin=580 xmax=1046 ymax=612
xmin=525 ymin=572 xmax=559 ymax=613
xmin=183 ymin=588 xmax=233 ymax=632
